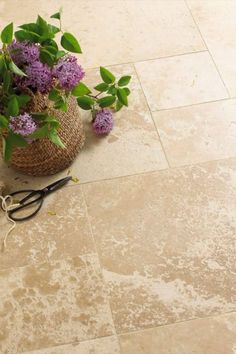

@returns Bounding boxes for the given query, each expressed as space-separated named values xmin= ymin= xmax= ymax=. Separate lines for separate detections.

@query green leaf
xmin=3 ymin=70 xmax=11 ymax=92
xmin=71 ymin=82 xmax=91 ymax=96
xmin=36 ymin=15 xmax=49 ymax=36
xmin=1 ymin=22 xmax=13 ymax=44
xmin=29 ymin=124 xmax=49 ymax=139
xmin=3 ymin=136 xmax=12 ymax=161
xmin=15 ymin=30 xmax=40 ymax=43
xmin=118 ymin=75 xmax=131 ymax=87
xmin=7 ymin=96 xmax=19 ymax=116
xmin=3 ymin=132 xmax=28 ymax=161
xmin=123 ymin=87 xmax=131 ymax=96
xmin=19 ymin=23 xmax=41 ymax=35
xmin=54 ymin=97 xmax=68 ymax=112
xmin=61 ymin=32 xmax=82 ymax=53
xmin=50 ymin=12 xmax=61 ymax=20
xmin=94 ymin=83 xmax=109 ymax=92
xmin=44 ymin=116 xmax=60 ymax=128
xmin=0 ymin=115 xmax=8 ymax=128
xmin=117 ymin=88 xmax=128 ymax=107
xmin=0 ymin=56 xmax=5 ymax=74
xmin=9 ymin=132 xmax=28 ymax=147
xmin=42 ymin=39 xmax=58 ymax=50
xmin=97 ymin=95 xmax=116 ymax=108
xmin=115 ymin=100 xmax=123 ymax=112
xmin=48 ymin=88 xmax=60 ymax=101
xmin=9 ymin=61 xmax=27 ymax=76
xmin=39 ymin=48 xmax=55 ymax=66
xmin=48 ymin=130 xmax=65 ymax=148
xmin=56 ymin=50 xmax=66 ymax=60
xmin=107 ymin=85 xmax=117 ymax=96
xmin=48 ymin=24 xmax=60 ymax=34
xmin=100 ymin=67 xmax=115 ymax=84
xmin=15 ymin=94 xmax=31 ymax=107
xmin=77 ymin=96 xmax=94 ymax=110
xmin=31 ymin=112 xmax=48 ymax=120
xmin=43 ymin=45 xmax=58 ymax=56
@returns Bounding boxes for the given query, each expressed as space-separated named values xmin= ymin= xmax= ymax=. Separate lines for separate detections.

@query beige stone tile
xmin=135 ymin=52 xmax=228 ymax=111
xmin=0 ymin=63 xmax=167 ymax=187
xmin=24 ymin=336 xmax=121 ymax=354
xmin=0 ymin=254 xmax=114 ymax=354
xmin=0 ymin=0 xmax=205 ymax=68
xmin=0 ymin=185 xmax=95 ymax=269
xmin=83 ymin=158 xmax=236 ymax=332
xmin=187 ymin=0 xmax=236 ymax=97
xmin=153 ymin=98 xmax=236 ymax=167
xmin=119 ymin=312 xmax=236 ymax=354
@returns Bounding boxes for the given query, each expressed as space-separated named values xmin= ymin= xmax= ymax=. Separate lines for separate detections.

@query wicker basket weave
xmin=3 ymin=94 xmax=85 ymax=176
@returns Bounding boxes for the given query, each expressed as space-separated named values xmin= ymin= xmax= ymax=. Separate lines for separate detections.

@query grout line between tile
xmin=20 ymin=334 xmax=118 ymax=354
xmin=117 ymin=310 xmax=236 ymax=337
xmin=132 ymin=64 xmax=171 ymax=168
xmin=80 ymin=186 xmax=120 ymax=342
xmin=150 ymin=96 xmax=235 ymax=113
xmin=61 ymin=155 xmax=236 ymax=190
xmin=184 ymin=0 xmax=231 ymax=98
xmin=84 ymin=49 xmax=208 ymax=72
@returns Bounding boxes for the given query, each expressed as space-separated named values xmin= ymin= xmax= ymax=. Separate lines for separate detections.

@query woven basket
xmin=2 ymin=94 xmax=85 ymax=176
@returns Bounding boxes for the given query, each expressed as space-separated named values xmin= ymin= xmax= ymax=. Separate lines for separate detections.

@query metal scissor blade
xmin=42 ymin=176 xmax=72 ymax=194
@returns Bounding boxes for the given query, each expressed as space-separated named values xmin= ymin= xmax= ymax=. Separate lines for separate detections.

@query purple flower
xmin=14 ymin=61 xmax=53 ymax=93
xmin=9 ymin=113 xmax=37 ymax=137
xmin=8 ymin=40 xmax=39 ymax=66
xmin=53 ymin=55 xmax=85 ymax=90
xmin=26 ymin=61 xmax=53 ymax=93
xmin=92 ymin=109 xmax=113 ymax=135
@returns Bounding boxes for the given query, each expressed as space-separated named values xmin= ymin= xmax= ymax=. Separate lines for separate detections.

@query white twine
xmin=0 ymin=195 xmax=20 ymax=251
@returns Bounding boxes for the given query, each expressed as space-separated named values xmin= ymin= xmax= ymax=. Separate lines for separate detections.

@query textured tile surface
xmin=83 ymin=158 xmax=236 ymax=332
xmin=0 ymin=186 xmax=95 ymax=269
xmin=135 ymin=52 xmax=228 ymax=111
xmin=187 ymin=0 xmax=236 ymax=96
xmin=24 ymin=336 xmax=121 ymax=354
xmin=153 ymin=98 xmax=236 ymax=167
xmin=0 ymin=254 xmax=114 ymax=354
xmin=119 ymin=312 xmax=236 ymax=354
xmin=0 ymin=0 xmax=205 ymax=68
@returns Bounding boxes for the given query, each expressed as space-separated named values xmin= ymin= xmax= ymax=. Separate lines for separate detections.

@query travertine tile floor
xmin=0 ymin=1 xmax=236 ymax=353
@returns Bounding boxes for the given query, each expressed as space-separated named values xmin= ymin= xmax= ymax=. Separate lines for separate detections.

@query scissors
xmin=6 ymin=176 xmax=72 ymax=222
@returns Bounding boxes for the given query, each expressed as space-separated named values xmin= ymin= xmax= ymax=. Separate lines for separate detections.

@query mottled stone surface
xmin=135 ymin=52 xmax=228 ymax=111
xmin=0 ymin=1 xmax=236 ymax=353
xmin=119 ymin=312 xmax=236 ymax=354
xmin=187 ymin=0 xmax=236 ymax=96
xmin=24 ymin=336 xmax=121 ymax=354
xmin=0 ymin=0 xmax=205 ymax=68
xmin=153 ymin=98 xmax=236 ymax=167
xmin=0 ymin=254 xmax=114 ymax=353
xmin=83 ymin=158 xmax=236 ymax=332
xmin=0 ymin=186 xmax=95 ymax=269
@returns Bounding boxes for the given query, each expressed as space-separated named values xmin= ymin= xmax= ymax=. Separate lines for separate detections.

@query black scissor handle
xmin=8 ymin=190 xmax=43 ymax=222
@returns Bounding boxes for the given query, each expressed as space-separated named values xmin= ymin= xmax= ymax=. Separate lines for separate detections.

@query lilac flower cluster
xmin=14 ymin=61 xmax=53 ymax=94
xmin=26 ymin=61 xmax=53 ymax=93
xmin=53 ymin=55 xmax=85 ymax=90
xmin=92 ymin=109 xmax=113 ymax=135
xmin=9 ymin=40 xmax=85 ymax=94
xmin=9 ymin=113 xmax=37 ymax=136
xmin=8 ymin=40 xmax=39 ymax=66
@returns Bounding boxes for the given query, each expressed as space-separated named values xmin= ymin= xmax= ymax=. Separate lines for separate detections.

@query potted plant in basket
xmin=0 ymin=10 xmax=131 ymax=176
